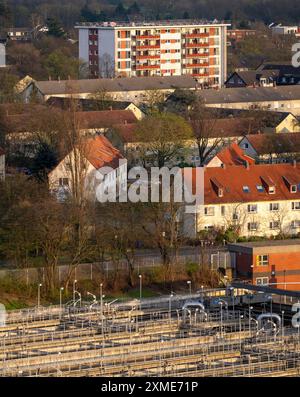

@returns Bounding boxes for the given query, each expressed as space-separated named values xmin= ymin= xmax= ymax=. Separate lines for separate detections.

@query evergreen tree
xmin=128 ymin=1 xmax=140 ymax=15
xmin=80 ymin=3 xmax=98 ymax=22
xmin=46 ymin=18 xmax=66 ymax=38
xmin=31 ymin=142 xmax=58 ymax=183
xmin=114 ymin=2 xmax=127 ymax=19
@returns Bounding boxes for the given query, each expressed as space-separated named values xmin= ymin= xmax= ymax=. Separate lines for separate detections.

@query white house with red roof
xmin=48 ymin=135 xmax=126 ymax=201
xmin=206 ymin=142 xmax=255 ymax=167
xmin=0 ymin=147 xmax=5 ymax=181
xmin=183 ymin=162 xmax=300 ymax=238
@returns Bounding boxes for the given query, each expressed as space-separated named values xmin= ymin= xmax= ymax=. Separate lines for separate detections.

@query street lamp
xmin=59 ymin=287 xmax=64 ymax=319
xmin=100 ymin=283 xmax=105 ymax=335
xmin=37 ymin=283 xmax=42 ymax=309
xmin=139 ymin=275 xmax=142 ymax=302
xmin=219 ymin=301 xmax=223 ymax=337
xmin=73 ymin=279 xmax=77 ymax=302
xmin=187 ymin=280 xmax=192 ymax=295
xmin=249 ymin=306 xmax=253 ymax=336
xmin=169 ymin=293 xmax=173 ymax=323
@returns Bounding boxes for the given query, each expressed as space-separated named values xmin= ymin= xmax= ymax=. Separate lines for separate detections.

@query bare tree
xmin=188 ymin=99 xmax=224 ymax=166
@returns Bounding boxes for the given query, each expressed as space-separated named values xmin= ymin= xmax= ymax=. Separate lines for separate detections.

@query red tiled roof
xmin=188 ymin=163 xmax=300 ymax=204
xmin=214 ymin=142 xmax=255 ymax=166
xmin=113 ymin=123 xmax=138 ymax=143
xmin=83 ymin=135 xmax=124 ymax=170
xmin=245 ymin=133 xmax=300 ymax=155
xmin=205 ymin=118 xmax=258 ymax=138
xmin=75 ymin=110 xmax=137 ymax=129
xmin=3 ymin=108 xmax=138 ymax=133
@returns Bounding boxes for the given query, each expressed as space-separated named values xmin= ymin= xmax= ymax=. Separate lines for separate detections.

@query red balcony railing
xmin=136 ymin=35 xmax=160 ymax=40
xmin=136 ymin=55 xmax=160 ymax=60
xmin=185 ymin=63 xmax=209 ymax=68
xmin=136 ymin=64 xmax=160 ymax=70
xmin=136 ymin=45 xmax=160 ymax=50
xmin=186 ymin=53 xmax=209 ymax=58
xmin=185 ymin=43 xmax=209 ymax=48
xmin=185 ymin=33 xmax=209 ymax=38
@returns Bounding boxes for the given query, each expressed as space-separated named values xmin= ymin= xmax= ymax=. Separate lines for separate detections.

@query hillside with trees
xmin=1 ymin=0 xmax=300 ymax=32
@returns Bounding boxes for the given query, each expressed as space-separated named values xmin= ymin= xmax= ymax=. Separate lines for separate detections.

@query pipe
xmin=182 ymin=301 xmax=207 ymax=322
xmin=257 ymin=313 xmax=281 ymax=331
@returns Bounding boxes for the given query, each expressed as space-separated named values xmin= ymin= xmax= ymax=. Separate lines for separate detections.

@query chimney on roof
xmin=245 ymin=160 xmax=250 ymax=170
xmin=109 ymin=106 xmax=112 ymax=111
xmin=293 ymin=159 xmax=297 ymax=168
xmin=124 ymin=119 xmax=127 ymax=125
xmin=68 ymin=75 xmax=71 ymax=80
xmin=58 ymin=76 xmax=61 ymax=82
xmin=48 ymin=75 xmax=51 ymax=81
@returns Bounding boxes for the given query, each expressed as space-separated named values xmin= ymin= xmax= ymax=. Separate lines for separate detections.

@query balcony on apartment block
xmin=185 ymin=32 xmax=210 ymax=38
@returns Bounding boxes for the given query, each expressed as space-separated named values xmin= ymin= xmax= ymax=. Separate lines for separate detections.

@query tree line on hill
xmin=1 ymin=0 xmax=300 ymax=31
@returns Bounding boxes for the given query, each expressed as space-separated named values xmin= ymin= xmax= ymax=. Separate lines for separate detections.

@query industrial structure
xmin=75 ymin=20 xmax=228 ymax=87
xmin=1 ymin=286 xmax=300 ymax=377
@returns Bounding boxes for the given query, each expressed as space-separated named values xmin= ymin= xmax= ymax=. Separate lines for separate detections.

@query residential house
xmin=227 ymin=29 xmax=256 ymax=43
xmin=7 ymin=27 xmax=32 ymax=41
xmin=225 ymin=70 xmax=277 ymax=88
xmin=206 ymin=142 xmax=255 ymax=167
xmin=48 ymin=135 xmax=127 ymax=201
xmin=46 ymin=97 xmax=145 ymax=120
xmin=228 ymin=239 xmax=300 ymax=291
xmin=107 ymin=117 xmax=257 ymax=166
xmin=239 ymin=133 xmax=300 ymax=163
xmin=4 ymin=107 xmax=138 ymax=159
xmin=271 ymin=25 xmax=299 ymax=36
xmin=225 ymin=63 xmax=300 ymax=88
xmin=17 ymin=75 xmax=198 ymax=104
xmin=183 ymin=162 xmax=300 ymax=239
xmin=198 ymin=86 xmax=300 ymax=115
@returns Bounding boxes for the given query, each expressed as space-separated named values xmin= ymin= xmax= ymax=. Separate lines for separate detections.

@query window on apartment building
xmin=292 ymin=202 xmax=300 ymax=210
xmin=248 ymin=222 xmax=258 ymax=231
xmin=221 ymin=206 xmax=226 ymax=216
xmin=269 ymin=202 xmax=279 ymax=211
xmin=291 ymin=220 xmax=300 ymax=229
xmin=257 ymin=255 xmax=269 ymax=266
xmin=247 ymin=204 xmax=257 ymax=213
xmin=256 ymin=277 xmax=269 ymax=286
xmin=232 ymin=212 xmax=238 ymax=221
xmin=204 ymin=206 xmax=215 ymax=216
xmin=59 ymin=178 xmax=69 ymax=187
xmin=269 ymin=221 xmax=279 ymax=230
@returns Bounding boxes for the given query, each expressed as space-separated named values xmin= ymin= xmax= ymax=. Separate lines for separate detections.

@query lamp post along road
xmin=37 ymin=284 xmax=42 ymax=310
xmin=59 ymin=287 xmax=64 ymax=319
xmin=73 ymin=280 xmax=77 ymax=303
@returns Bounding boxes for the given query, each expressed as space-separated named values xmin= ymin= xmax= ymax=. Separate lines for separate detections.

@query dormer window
xmin=283 ymin=176 xmax=298 ymax=193
xmin=243 ymin=186 xmax=250 ymax=193
xmin=261 ymin=176 xmax=276 ymax=194
xmin=268 ymin=186 xmax=275 ymax=194
xmin=218 ymin=188 xmax=224 ymax=197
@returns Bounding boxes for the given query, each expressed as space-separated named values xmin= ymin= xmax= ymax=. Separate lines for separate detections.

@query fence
xmin=0 ymin=250 xmax=232 ymax=285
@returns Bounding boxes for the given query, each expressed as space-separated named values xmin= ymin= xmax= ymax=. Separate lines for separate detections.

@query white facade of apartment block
xmin=186 ymin=200 xmax=300 ymax=238
xmin=76 ymin=20 xmax=229 ymax=88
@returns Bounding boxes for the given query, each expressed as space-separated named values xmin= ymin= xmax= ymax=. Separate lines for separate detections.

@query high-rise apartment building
xmin=76 ymin=20 xmax=229 ymax=88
